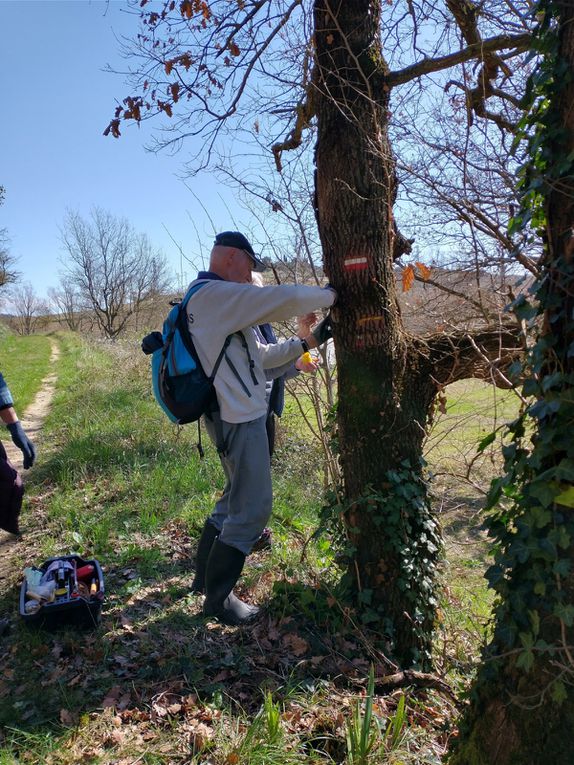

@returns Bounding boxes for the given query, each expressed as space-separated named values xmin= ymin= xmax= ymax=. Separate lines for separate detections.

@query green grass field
xmin=0 ymin=334 xmax=516 ymax=764
xmin=0 ymin=332 xmax=53 ymax=412
xmin=423 ymin=379 xmax=521 ymax=686
xmin=426 ymin=379 xmax=519 ymax=476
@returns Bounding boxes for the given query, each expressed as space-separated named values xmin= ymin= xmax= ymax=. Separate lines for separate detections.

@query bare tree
xmin=0 ymin=229 xmax=20 ymax=291
xmin=60 ymin=208 xmax=171 ymax=339
xmin=48 ymin=278 xmax=85 ymax=332
xmin=9 ymin=282 xmax=46 ymax=336
xmin=0 ymin=188 xmax=19 ymax=291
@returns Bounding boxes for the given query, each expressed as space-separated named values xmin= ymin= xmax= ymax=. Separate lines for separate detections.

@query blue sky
xmin=0 ymin=0 xmax=251 ymax=299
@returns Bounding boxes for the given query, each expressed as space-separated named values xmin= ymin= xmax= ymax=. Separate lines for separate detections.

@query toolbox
xmin=19 ymin=554 xmax=104 ymax=629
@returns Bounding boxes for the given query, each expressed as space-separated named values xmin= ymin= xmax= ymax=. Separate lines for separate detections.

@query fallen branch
xmin=373 ymin=670 xmax=459 ymax=702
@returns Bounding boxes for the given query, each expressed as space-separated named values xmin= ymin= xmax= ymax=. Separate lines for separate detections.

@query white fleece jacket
xmin=185 ymin=279 xmax=336 ymax=423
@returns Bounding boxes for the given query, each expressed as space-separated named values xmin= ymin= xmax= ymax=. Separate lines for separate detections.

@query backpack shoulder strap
xmin=174 ymin=280 xmax=210 ymax=360
xmin=180 ymin=279 xmax=209 ymax=310
xmin=219 ymin=330 xmax=259 ymax=399
xmin=176 ymin=281 xmax=233 ymax=384
xmin=210 ymin=335 xmax=233 ymax=381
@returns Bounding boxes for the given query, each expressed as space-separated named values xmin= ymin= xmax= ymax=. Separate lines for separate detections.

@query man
xmin=238 ymin=272 xmax=319 ymax=552
xmin=188 ymin=231 xmax=335 ymax=626
xmin=0 ymin=372 xmax=36 ymax=534
xmin=251 ymin=271 xmax=319 ymax=458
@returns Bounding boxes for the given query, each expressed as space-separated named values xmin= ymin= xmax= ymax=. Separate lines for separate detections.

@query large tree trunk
xmin=451 ymin=3 xmax=574 ymax=761
xmin=312 ymin=0 xmax=525 ymax=669
xmin=313 ymin=0 xmax=442 ymax=667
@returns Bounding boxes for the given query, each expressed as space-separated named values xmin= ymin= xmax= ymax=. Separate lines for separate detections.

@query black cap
xmin=214 ymin=231 xmax=267 ymax=272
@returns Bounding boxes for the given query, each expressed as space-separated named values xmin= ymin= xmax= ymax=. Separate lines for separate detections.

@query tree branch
xmin=413 ymin=273 xmax=486 ymax=314
xmin=373 ymin=670 xmax=458 ymax=702
xmin=387 ymin=33 xmax=530 ymax=88
xmin=423 ymin=325 xmax=524 ymax=388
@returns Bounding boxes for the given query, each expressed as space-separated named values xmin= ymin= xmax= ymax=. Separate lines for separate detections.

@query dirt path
xmin=0 ymin=339 xmax=60 ymax=584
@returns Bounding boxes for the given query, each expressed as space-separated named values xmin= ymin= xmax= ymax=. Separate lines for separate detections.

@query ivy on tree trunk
xmin=451 ymin=1 xmax=574 ymax=761
xmin=312 ymin=0 xmax=445 ymax=668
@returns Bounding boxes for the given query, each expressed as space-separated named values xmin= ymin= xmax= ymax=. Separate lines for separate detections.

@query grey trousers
xmin=203 ymin=413 xmax=272 ymax=555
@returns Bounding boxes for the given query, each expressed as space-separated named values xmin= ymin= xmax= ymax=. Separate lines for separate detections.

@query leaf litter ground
xmin=0 ymin=516 xmax=458 ymax=764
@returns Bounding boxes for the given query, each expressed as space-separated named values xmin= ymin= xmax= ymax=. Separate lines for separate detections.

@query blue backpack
xmin=142 ymin=281 xmax=232 ymax=427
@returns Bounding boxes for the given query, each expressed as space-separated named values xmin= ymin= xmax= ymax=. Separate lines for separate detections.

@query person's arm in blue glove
xmin=0 ymin=385 xmax=36 ymax=469
xmin=6 ymin=421 xmax=36 ymax=468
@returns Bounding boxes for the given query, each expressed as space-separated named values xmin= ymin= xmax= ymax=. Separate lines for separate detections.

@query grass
xmin=0 ymin=330 xmax=53 ymax=411
xmin=425 ymin=378 xmax=519 ymax=481
xmin=424 ymin=379 xmax=521 ymax=685
xmin=0 ymin=334 xmax=515 ymax=764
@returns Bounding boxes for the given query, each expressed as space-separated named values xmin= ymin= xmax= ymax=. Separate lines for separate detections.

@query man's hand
xmin=297 ymin=312 xmax=319 ymax=339
xmin=7 ymin=421 xmax=36 ymax=468
xmin=295 ymin=353 xmax=320 ymax=373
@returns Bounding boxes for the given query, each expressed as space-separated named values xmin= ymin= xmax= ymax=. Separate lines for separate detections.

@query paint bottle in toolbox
xmin=55 ymin=563 xmax=68 ymax=598
xmin=76 ymin=564 xmax=95 ymax=581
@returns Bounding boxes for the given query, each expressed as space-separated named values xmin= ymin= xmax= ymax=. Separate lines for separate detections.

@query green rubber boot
xmin=191 ymin=520 xmax=219 ymax=594
xmin=203 ymin=540 xmax=260 ymax=626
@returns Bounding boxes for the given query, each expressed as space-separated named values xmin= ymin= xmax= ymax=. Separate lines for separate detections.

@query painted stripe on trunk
xmin=357 ymin=315 xmax=385 ymax=325
xmin=344 ymin=257 xmax=368 ymax=270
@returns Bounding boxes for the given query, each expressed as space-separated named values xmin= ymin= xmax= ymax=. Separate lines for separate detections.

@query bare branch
xmin=387 ymin=33 xmax=530 ymax=88
xmin=424 ymin=325 xmax=524 ymax=388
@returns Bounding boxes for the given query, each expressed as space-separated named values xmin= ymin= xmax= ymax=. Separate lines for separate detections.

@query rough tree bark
xmin=312 ymin=0 xmax=522 ymax=667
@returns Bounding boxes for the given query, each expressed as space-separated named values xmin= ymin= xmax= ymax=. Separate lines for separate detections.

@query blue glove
xmin=312 ymin=314 xmax=333 ymax=345
xmin=7 ymin=421 xmax=36 ymax=468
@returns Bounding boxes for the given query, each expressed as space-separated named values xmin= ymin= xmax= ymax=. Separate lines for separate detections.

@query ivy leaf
xmin=527 ymin=481 xmax=556 ymax=507
xmin=532 ymin=506 xmax=552 ymax=528
xmin=551 ymin=680 xmax=568 ymax=704
xmin=534 ymin=580 xmax=546 ymax=596
xmin=555 ymin=486 xmax=574 ymax=507
xmin=484 ymin=564 xmax=505 ymax=587
xmin=361 ymin=608 xmax=380 ymax=624
xmin=522 ymin=378 xmax=540 ymax=396
xmin=530 ymin=399 xmax=561 ymax=419
xmin=512 ymin=295 xmax=538 ymax=321
xmin=515 ymin=649 xmax=534 ymax=671
xmin=554 ymin=603 xmax=574 ymax=626
xmin=528 ymin=610 xmax=540 ymax=636
xmin=553 ymin=558 xmax=571 ymax=577
xmin=542 ymin=371 xmax=563 ymax=391
xmin=358 ymin=589 xmax=373 ymax=605
xmin=478 ymin=431 xmax=496 ymax=453
xmin=519 ymin=631 xmax=534 ymax=650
